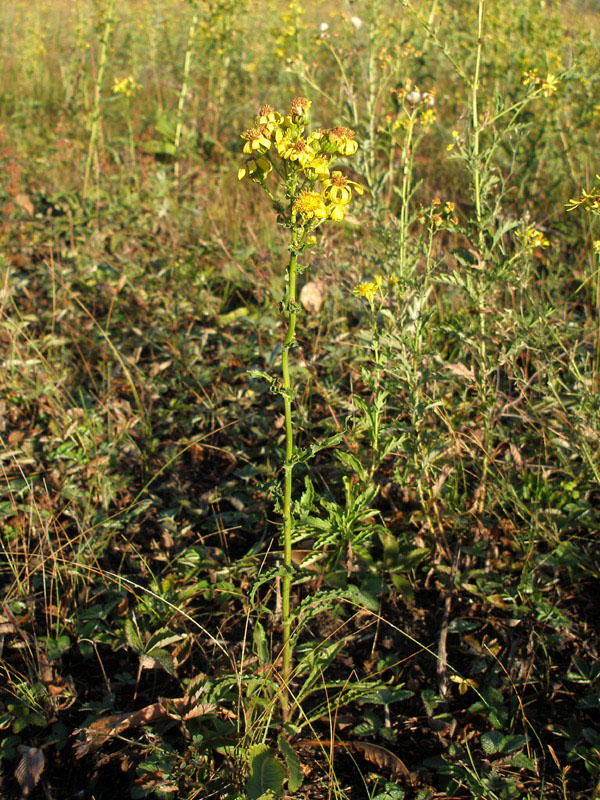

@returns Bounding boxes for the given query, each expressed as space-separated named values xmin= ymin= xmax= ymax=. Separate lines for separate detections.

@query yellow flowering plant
xmin=238 ymin=98 xmax=362 ymax=722
xmin=567 ymin=176 xmax=600 ymax=387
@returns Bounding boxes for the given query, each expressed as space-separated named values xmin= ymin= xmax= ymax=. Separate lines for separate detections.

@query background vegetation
xmin=1 ymin=0 xmax=600 ymax=798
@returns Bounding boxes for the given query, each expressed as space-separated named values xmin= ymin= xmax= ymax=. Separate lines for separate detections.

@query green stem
xmin=174 ymin=10 xmax=199 ymax=180
xmin=281 ymin=240 xmax=298 ymax=722
xmin=399 ymin=114 xmax=416 ymax=278
xmin=471 ymin=0 xmax=491 ymax=515
xmin=471 ymin=0 xmax=485 ymax=254
xmin=83 ymin=0 xmax=114 ymax=200
xmin=126 ymin=97 xmax=137 ymax=176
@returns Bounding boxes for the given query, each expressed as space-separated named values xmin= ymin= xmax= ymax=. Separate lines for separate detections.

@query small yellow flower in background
xmin=353 ymin=281 xmax=380 ymax=301
xmin=321 ymin=170 xmax=363 ymax=204
xmin=593 ymin=241 xmax=600 ymax=255
xmin=521 ymin=68 xmax=561 ymax=97
xmin=112 ymin=75 xmax=141 ymax=97
xmin=518 ymin=224 xmax=550 ymax=250
xmin=419 ymin=108 xmax=436 ymax=127
xmin=566 ymin=176 xmax=600 ymax=215
xmin=293 ymin=190 xmax=328 ymax=220
xmin=521 ymin=67 xmax=539 ymax=87
xmin=241 ymin=125 xmax=272 ymax=154
xmin=449 ymin=675 xmax=478 ymax=695
xmin=238 ymin=156 xmax=273 ymax=182
xmin=540 ymin=73 xmax=560 ymax=97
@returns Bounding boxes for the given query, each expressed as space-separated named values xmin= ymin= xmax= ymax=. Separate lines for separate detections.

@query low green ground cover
xmin=1 ymin=1 xmax=600 ymax=797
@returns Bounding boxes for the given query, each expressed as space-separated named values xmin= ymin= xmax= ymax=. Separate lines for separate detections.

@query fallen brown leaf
xmin=15 ymin=745 xmax=45 ymax=797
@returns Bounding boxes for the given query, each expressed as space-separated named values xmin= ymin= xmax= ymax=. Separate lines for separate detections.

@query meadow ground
xmin=1 ymin=1 xmax=600 ymax=798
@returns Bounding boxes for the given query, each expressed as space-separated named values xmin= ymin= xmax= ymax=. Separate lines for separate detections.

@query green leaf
xmin=44 ymin=635 xmax=71 ymax=662
xmin=511 ymin=752 xmax=537 ymax=770
xmin=124 ymin=619 xmax=142 ymax=652
xmin=253 ymin=621 xmax=269 ymax=666
xmin=147 ymin=649 xmax=175 ymax=675
xmin=501 ymin=734 xmax=527 ymax=753
xmin=334 ymin=450 xmax=368 ymax=483
xmin=389 ymin=573 xmax=414 ymax=602
xmin=481 ymin=730 xmax=503 ymax=754
xmin=246 ymin=745 xmax=286 ymax=800
xmin=277 ymin=735 xmax=303 ymax=792
xmin=379 ymin=531 xmax=399 ymax=568
xmin=353 ymin=709 xmax=382 ymax=736
xmin=146 ymin=629 xmax=184 ymax=653
xmin=344 ymin=584 xmax=379 ymax=612
xmin=361 ymin=687 xmax=414 ymax=705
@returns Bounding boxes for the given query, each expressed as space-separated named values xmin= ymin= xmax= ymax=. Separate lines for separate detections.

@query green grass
xmin=1 ymin=0 xmax=600 ymax=798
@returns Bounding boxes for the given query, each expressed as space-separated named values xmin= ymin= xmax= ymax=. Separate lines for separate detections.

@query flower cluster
xmin=353 ymin=275 xmax=398 ymax=306
xmin=417 ymin=197 xmax=458 ymax=228
xmin=238 ymin=98 xmax=363 ymax=230
xmin=112 ymin=75 xmax=141 ymax=97
xmin=566 ymin=176 xmax=600 ymax=215
xmin=383 ymin=83 xmax=437 ymax=133
xmin=521 ymin=68 xmax=560 ymax=97
xmin=517 ymin=224 xmax=550 ymax=251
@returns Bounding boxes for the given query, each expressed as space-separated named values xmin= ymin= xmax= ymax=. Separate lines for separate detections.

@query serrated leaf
xmin=501 ymin=734 xmax=527 ymax=753
xmin=246 ymin=745 xmax=286 ymax=800
xmin=146 ymin=629 xmax=184 ymax=653
xmin=277 ymin=735 xmax=303 ymax=792
xmin=481 ymin=730 xmax=503 ymax=754
xmin=361 ymin=688 xmax=414 ymax=705
xmin=146 ymin=649 xmax=175 ymax=675
xmin=511 ymin=752 xmax=536 ymax=770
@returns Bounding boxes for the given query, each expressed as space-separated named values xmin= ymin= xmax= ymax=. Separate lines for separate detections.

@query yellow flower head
xmin=237 ymin=156 xmax=273 ymax=182
xmin=112 ymin=76 xmax=141 ymax=97
xmin=255 ymin=104 xmax=283 ymax=131
xmin=518 ymin=225 xmax=549 ymax=250
xmin=277 ymin=136 xmax=315 ymax=167
xmin=303 ymin=155 xmax=330 ymax=181
xmin=419 ymin=108 xmax=436 ymax=127
xmin=241 ymin=124 xmax=272 ymax=154
xmin=293 ymin=190 xmax=328 ymax=220
xmin=593 ymin=240 xmax=600 ymax=256
xmin=353 ymin=281 xmax=379 ymax=300
xmin=327 ymin=203 xmax=347 ymax=222
xmin=540 ymin=73 xmax=559 ymax=97
xmin=566 ymin=177 xmax=600 ymax=215
xmin=321 ymin=170 xmax=363 ymax=204
xmin=326 ymin=126 xmax=359 ymax=155
xmin=289 ymin=96 xmax=312 ymax=124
